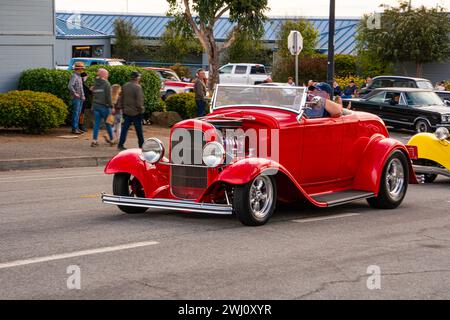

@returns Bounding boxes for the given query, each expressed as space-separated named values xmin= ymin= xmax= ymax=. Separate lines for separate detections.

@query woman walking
xmin=111 ymin=84 xmax=123 ymax=144
xmin=91 ymin=68 xmax=114 ymax=147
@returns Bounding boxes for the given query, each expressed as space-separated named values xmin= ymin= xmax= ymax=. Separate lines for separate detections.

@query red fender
xmin=352 ymin=135 xmax=417 ymax=194
xmin=104 ymin=149 xmax=170 ymax=198
xmin=199 ymin=158 xmax=327 ymax=207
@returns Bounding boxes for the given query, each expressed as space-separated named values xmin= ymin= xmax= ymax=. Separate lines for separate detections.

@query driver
xmin=305 ymin=82 xmax=343 ymax=118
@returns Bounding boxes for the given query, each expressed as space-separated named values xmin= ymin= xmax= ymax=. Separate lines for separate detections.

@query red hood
xmin=164 ymin=80 xmax=194 ymax=88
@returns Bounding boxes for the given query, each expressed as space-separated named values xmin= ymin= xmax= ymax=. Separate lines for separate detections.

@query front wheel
xmin=112 ymin=173 xmax=148 ymax=214
xmin=367 ymin=150 xmax=409 ymax=209
xmin=233 ymin=174 xmax=277 ymax=226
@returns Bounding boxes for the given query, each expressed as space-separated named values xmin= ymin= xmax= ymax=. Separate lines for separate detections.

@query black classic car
xmin=349 ymin=88 xmax=450 ymax=133
xmin=358 ymin=76 xmax=433 ymax=97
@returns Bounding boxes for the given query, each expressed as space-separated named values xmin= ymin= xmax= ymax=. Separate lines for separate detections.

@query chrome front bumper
xmin=413 ymin=165 xmax=450 ymax=178
xmin=101 ymin=193 xmax=233 ymax=215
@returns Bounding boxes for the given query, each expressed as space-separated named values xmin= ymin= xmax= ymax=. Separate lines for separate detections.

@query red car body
xmin=102 ymin=85 xmax=417 ymax=226
xmin=145 ymin=67 xmax=194 ymax=98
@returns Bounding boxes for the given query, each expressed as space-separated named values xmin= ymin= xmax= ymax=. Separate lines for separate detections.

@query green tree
xmin=272 ymin=19 xmax=318 ymax=83
xmin=167 ymin=0 xmax=269 ymax=91
xmin=222 ymin=29 xmax=272 ymax=65
xmin=113 ymin=18 xmax=143 ymax=61
xmin=356 ymin=1 xmax=450 ymax=77
xmin=159 ymin=19 xmax=203 ymax=63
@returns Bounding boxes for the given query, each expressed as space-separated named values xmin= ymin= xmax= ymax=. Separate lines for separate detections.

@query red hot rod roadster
xmin=102 ymin=84 xmax=417 ymax=226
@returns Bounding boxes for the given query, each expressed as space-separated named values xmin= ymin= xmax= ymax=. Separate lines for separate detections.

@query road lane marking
xmin=0 ymin=241 xmax=159 ymax=270
xmin=80 ymin=193 xmax=101 ymax=198
xmin=0 ymin=174 xmax=104 ymax=183
xmin=291 ymin=213 xmax=360 ymax=223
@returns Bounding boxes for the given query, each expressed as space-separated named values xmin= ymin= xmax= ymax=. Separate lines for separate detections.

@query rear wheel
xmin=112 ymin=173 xmax=148 ymax=214
xmin=233 ymin=174 xmax=277 ymax=226
xmin=367 ymin=150 xmax=408 ymax=209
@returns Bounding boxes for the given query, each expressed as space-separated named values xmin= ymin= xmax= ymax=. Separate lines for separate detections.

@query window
xmin=234 ymin=66 xmax=248 ymax=74
xmin=367 ymin=92 xmax=386 ymax=103
xmin=250 ymin=65 xmax=266 ymax=74
xmin=219 ymin=65 xmax=233 ymax=74
xmin=384 ymin=92 xmax=402 ymax=105
xmin=404 ymin=91 xmax=445 ymax=106
xmin=393 ymin=80 xmax=413 ymax=88
xmin=416 ymin=81 xmax=433 ymax=89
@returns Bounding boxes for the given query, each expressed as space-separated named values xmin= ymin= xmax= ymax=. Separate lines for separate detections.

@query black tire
xmin=367 ymin=150 xmax=409 ymax=209
xmin=164 ymin=90 xmax=176 ymax=100
xmin=423 ymin=173 xmax=438 ymax=183
xmin=415 ymin=119 xmax=431 ymax=133
xmin=112 ymin=173 xmax=148 ymax=214
xmin=233 ymin=174 xmax=277 ymax=226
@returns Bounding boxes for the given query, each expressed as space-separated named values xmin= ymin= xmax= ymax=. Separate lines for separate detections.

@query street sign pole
xmin=288 ymin=31 xmax=303 ymax=86
xmin=327 ymin=0 xmax=336 ymax=87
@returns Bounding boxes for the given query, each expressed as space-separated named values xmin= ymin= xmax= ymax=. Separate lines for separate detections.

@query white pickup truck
xmin=207 ymin=63 xmax=270 ymax=85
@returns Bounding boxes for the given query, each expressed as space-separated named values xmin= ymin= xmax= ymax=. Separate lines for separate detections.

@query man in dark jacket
xmin=91 ymin=68 xmax=114 ymax=147
xmin=117 ymin=71 xmax=145 ymax=150
xmin=194 ymin=68 xmax=207 ymax=117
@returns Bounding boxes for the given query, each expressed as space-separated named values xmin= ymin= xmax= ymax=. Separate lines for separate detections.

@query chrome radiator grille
xmin=170 ymin=129 xmax=207 ymax=199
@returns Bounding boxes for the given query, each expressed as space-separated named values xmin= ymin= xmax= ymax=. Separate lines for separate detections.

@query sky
xmin=55 ymin=0 xmax=450 ymax=17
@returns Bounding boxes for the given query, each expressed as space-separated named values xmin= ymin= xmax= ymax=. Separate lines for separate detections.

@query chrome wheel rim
xmin=385 ymin=158 xmax=405 ymax=201
xmin=249 ymin=176 xmax=273 ymax=219
xmin=416 ymin=121 xmax=428 ymax=133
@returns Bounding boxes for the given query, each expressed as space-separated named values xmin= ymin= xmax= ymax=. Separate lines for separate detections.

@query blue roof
xmin=55 ymin=17 xmax=108 ymax=38
xmin=56 ymin=13 xmax=359 ymax=54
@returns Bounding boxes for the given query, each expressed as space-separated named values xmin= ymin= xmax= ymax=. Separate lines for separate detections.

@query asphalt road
xmin=0 ymin=131 xmax=449 ymax=300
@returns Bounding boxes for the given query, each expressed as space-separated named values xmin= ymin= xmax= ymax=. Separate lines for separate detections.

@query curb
xmin=0 ymin=156 xmax=112 ymax=171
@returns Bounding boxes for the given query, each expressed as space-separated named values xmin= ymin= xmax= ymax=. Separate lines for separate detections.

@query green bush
xmin=18 ymin=65 xmax=163 ymax=120
xmin=86 ymin=65 xmax=163 ymax=118
xmin=335 ymin=54 xmax=357 ymax=77
xmin=0 ymin=90 xmax=68 ymax=133
xmin=19 ymin=68 xmax=72 ymax=107
xmin=165 ymin=93 xmax=197 ymax=119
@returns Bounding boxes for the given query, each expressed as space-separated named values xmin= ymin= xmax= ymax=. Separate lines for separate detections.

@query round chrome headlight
xmin=202 ymin=142 xmax=225 ymax=168
xmin=435 ymin=127 xmax=449 ymax=140
xmin=141 ymin=138 xmax=165 ymax=163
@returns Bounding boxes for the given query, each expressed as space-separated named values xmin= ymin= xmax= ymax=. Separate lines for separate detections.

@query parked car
xmin=145 ymin=67 xmax=194 ymax=99
xmin=435 ymin=90 xmax=450 ymax=103
xmin=101 ymin=84 xmax=417 ymax=226
xmin=358 ymin=76 xmax=433 ymax=97
xmin=206 ymin=63 xmax=270 ymax=85
xmin=407 ymin=127 xmax=450 ymax=183
xmin=67 ymin=58 xmax=125 ymax=70
xmin=349 ymin=88 xmax=450 ymax=133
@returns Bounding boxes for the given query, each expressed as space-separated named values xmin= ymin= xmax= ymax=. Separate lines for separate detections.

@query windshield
xmin=159 ymin=70 xmax=180 ymax=81
xmin=213 ymin=84 xmax=307 ymax=113
xmin=404 ymin=91 xmax=445 ymax=106
xmin=416 ymin=81 xmax=433 ymax=89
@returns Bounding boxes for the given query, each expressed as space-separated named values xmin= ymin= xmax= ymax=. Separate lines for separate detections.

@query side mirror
xmin=444 ymin=99 xmax=450 ymax=106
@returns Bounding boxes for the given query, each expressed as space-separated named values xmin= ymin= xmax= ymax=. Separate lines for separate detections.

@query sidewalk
xmin=0 ymin=125 xmax=170 ymax=171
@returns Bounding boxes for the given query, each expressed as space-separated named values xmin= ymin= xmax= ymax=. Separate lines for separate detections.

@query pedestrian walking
xmin=111 ymin=84 xmax=123 ymax=144
xmin=194 ymin=68 xmax=208 ymax=117
xmin=91 ymin=68 xmax=114 ymax=147
xmin=435 ymin=81 xmax=446 ymax=91
xmin=68 ymin=61 xmax=86 ymax=134
xmin=78 ymin=72 xmax=91 ymax=133
xmin=117 ymin=71 xmax=145 ymax=151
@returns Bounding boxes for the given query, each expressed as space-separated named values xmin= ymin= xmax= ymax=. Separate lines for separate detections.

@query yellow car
xmin=407 ymin=127 xmax=450 ymax=183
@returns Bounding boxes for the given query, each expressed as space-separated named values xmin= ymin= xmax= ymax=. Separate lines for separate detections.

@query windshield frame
xmin=211 ymin=84 xmax=307 ymax=115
